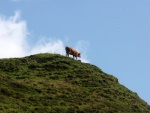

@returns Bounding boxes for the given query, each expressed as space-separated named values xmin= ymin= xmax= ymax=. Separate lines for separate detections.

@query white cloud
xmin=0 ymin=11 xmax=28 ymax=58
xmin=75 ymin=40 xmax=90 ymax=63
xmin=0 ymin=11 xmax=90 ymax=63
xmin=30 ymin=38 xmax=65 ymax=55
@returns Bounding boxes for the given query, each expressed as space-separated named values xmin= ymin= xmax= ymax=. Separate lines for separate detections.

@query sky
xmin=0 ymin=0 xmax=150 ymax=105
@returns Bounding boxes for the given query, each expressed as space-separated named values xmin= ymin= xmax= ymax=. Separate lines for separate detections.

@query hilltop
xmin=0 ymin=53 xmax=150 ymax=113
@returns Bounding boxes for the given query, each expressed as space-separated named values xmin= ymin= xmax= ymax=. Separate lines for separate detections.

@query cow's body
xmin=65 ymin=46 xmax=81 ymax=59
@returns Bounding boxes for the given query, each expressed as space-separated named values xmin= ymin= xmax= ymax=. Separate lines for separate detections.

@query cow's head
xmin=78 ymin=53 xmax=81 ymax=57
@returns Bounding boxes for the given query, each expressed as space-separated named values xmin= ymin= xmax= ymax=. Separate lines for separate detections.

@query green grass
xmin=0 ymin=53 xmax=150 ymax=113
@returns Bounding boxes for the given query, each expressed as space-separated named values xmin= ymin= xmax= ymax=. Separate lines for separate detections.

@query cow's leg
xmin=75 ymin=54 xmax=77 ymax=60
xmin=73 ymin=55 xmax=75 ymax=59
xmin=66 ymin=53 xmax=69 ymax=57
xmin=73 ymin=55 xmax=77 ymax=60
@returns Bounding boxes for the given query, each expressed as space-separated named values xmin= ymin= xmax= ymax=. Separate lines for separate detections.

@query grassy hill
xmin=0 ymin=53 xmax=150 ymax=113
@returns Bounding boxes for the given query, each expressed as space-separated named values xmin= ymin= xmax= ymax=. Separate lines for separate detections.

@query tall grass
xmin=0 ymin=53 xmax=150 ymax=113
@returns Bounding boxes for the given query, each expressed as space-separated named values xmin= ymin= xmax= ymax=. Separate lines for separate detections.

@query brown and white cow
xmin=65 ymin=46 xmax=81 ymax=59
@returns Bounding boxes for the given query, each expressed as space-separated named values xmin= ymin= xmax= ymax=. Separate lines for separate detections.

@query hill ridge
xmin=0 ymin=53 xmax=150 ymax=113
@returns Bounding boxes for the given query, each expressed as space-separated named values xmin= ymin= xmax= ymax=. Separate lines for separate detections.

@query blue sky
xmin=0 ymin=0 xmax=150 ymax=105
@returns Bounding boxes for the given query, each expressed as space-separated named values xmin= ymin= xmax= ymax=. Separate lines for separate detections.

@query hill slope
xmin=0 ymin=53 xmax=150 ymax=113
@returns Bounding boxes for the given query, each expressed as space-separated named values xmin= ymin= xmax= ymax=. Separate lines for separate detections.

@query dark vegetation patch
xmin=0 ymin=53 xmax=150 ymax=113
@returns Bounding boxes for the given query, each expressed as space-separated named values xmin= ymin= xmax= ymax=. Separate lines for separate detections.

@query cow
xmin=65 ymin=46 xmax=81 ymax=60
